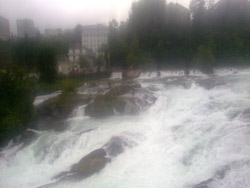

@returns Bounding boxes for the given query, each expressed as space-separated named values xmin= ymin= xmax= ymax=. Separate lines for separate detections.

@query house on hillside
xmin=82 ymin=24 xmax=108 ymax=55
xmin=57 ymin=55 xmax=72 ymax=75
xmin=68 ymin=44 xmax=100 ymax=74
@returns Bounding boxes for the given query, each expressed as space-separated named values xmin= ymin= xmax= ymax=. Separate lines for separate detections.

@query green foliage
xmin=108 ymin=0 xmax=250 ymax=70
xmin=0 ymin=40 xmax=12 ymax=69
xmin=37 ymin=45 xmax=57 ymax=83
xmin=0 ymin=64 xmax=35 ymax=145
xmin=95 ymin=55 xmax=106 ymax=72
xmin=11 ymin=38 xmax=39 ymax=70
xmin=79 ymin=55 xmax=89 ymax=69
xmin=195 ymin=45 xmax=215 ymax=73
xmin=61 ymin=79 xmax=79 ymax=94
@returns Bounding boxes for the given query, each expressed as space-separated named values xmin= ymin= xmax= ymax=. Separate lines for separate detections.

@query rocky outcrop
xmin=36 ymin=94 xmax=91 ymax=120
xmin=122 ymin=69 xmax=141 ymax=80
xmin=70 ymin=148 xmax=111 ymax=178
xmin=104 ymin=136 xmax=130 ymax=157
xmin=35 ymin=94 xmax=91 ymax=130
xmin=53 ymin=136 xmax=131 ymax=182
xmin=85 ymin=83 xmax=156 ymax=118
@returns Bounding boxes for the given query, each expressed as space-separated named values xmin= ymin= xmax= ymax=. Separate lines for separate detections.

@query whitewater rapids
xmin=1 ymin=68 xmax=250 ymax=188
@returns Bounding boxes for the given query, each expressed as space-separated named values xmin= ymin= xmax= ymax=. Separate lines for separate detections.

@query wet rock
xmin=85 ymin=95 xmax=126 ymax=117
xmin=104 ymin=136 xmax=130 ymax=157
xmin=108 ymin=84 xmax=141 ymax=96
xmin=85 ymin=83 xmax=155 ymax=118
xmin=70 ymin=148 xmax=111 ymax=177
xmin=35 ymin=118 xmax=68 ymax=131
xmin=13 ymin=130 xmax=37 ymax=147
xmin=196 ymin=77 xmax=226 ymax=90
xmin=193 ymin=178 xmax=213 ymax=188
xmin=36 ymin=94 xmax=91 ymax=120
xmin=122 ymin=69 xmax=141 ymax=79
xmin=54 ymin=148 xmax=111 ymax=181
xmin=54 ymin=136 xmax=132 ymax=180
xmin=35 ymin=94 xmax=91 ymax=130
xmin=163 ymin=77 xmax=192 ymax=89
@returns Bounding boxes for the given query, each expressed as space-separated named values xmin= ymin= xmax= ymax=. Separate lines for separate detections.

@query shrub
xmin=61 ymin=79 xmax=79 ymax=94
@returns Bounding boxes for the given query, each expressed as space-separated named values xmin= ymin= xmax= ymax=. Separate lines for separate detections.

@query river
xmin=1 ymin=68 xmax=250 ymax=188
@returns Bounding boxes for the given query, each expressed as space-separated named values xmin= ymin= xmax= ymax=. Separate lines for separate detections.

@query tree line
xmin=108 ymin=0 xmax=250 ymax=73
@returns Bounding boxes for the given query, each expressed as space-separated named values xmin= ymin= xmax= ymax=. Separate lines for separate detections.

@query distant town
xmin=0 ymin=16 xmax=109 ymax=75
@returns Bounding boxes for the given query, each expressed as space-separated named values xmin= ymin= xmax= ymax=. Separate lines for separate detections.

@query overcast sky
xmin=0 ymin=0 xmax=191 ymax=34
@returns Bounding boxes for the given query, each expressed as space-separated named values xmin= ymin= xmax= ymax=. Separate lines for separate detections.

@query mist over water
xmin=1 ymin=69 xmax=250 ymax=188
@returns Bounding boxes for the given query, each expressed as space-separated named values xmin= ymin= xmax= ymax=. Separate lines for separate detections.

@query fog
xmin=0 ymin=0 xmax=190 ymax=34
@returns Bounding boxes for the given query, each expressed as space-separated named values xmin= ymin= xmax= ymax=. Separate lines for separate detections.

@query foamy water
xmin=1 ymin=69 xmax=250 ymax=188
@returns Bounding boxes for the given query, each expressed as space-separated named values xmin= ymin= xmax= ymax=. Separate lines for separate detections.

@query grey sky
xmin=0 ymin=0 xmax=191 ymax=34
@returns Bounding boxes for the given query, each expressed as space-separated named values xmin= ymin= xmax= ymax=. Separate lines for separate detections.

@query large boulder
xmin=53 ymin=136 xmax=131 ymax=182
xmin=85 ymin=84 xmax=156 ymax=118
xmin=104 ymin=136 xmax=130 ymax=157
xmin=36 ymin=94 xmax=90 ymax=120
xmin=34 ymin=94 xmax=91 ymax=131
xmin=70 ymin=148 xmax=111 ymax=177
xmin=122 ymin=69 xmax=141 ymax=80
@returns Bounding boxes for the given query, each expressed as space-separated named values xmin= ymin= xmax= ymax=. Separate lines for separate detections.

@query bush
xmin=61 ymin=79 xmax=79 ymax=94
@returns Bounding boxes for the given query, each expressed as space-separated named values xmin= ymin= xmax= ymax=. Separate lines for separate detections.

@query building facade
xmin=68 ymin=44 xmax=99 ymax=74
xmin=57 ymin=55 xmax=72 ymax=75
xmin=0 ymin=16 xmax=10 ymax=40
xmin=17 ymin=19 xmax=37 ymax=38
xmin=45 ymin=28 xmax=63 ymax=37
xmin=81 ymin=24 xmax=108 ymax=55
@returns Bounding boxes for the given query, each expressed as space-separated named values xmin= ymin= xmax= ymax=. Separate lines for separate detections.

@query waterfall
xmin=1 ymin=68 xmax=250 ymax=188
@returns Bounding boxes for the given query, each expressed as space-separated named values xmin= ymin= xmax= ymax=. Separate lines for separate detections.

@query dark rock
xmin=122 ymin=69 xmax=141 ymax=79
xmin=201 ymin=67 xmax=214 ymax=75
xmin=52 ymin=136 xmax=134 ymax=184
xmin=85 ymin=95 xmax=126 ymax=117
xmin=85 ymin=84 xmax=156 ymax=118
xmin=193 ymin=178 xmax=213 ymax=188
xmin=35 ymin=118 xmax=68 ymax=131
xmin=71 ymin=149 xmax=110 ymax=176
xmin=35 ymin=94 xmax=91 ymax=130
xmin=196 ymin=77 xmax=226 ymax=90
xmin=54 ymin=148 xmax=111 ymax=181
xmin=104 ymin=136 xmax=129 ymax=157
xmin=36 ymin=94 xmax=90 ymax=120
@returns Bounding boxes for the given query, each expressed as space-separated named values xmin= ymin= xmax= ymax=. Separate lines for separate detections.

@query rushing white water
xmin=34 ymin=91 xmax=61 ymax=106
xmin=1 ymin=69 xmax=250 ymax=188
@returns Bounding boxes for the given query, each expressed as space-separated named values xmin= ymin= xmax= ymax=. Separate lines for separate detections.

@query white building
xmin=68 ymin=44 xmax=102 ymax=74
xmin=0 ymin=16 xmax=10 ymax=40
xmin=17 ymin=19 xmax=38 ymax=38
xmin=57 ymin=55 xmax=72 ymax=75
xmin=45 ymin=28 xmax=62 ymax=37
xmin=81 ymin=24 xmax=108 ymax=55
xmin=68 ymin=44 xmax=94 ymax=62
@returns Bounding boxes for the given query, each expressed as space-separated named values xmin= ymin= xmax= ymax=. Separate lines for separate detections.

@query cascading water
xmin=1 ymin=68 xmax=250 ymax=188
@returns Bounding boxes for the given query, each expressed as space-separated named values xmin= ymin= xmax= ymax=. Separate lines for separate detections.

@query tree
xmin=195 ymin=45 xmax=215 ymax=74
xmin=79 ymin=55 xmax=89 ymax=70
xmin=37 ymin=45 xmax=57 ymax=83
xmin=0 ymin=64 xmax=35 ymax=146
xmin=190 ymin=0 xmax=207 ymax=33
xmin=95 ymin=55 xmax=106 ymax=73
xmin=11 ymin=38 xmax=38 ymax=70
